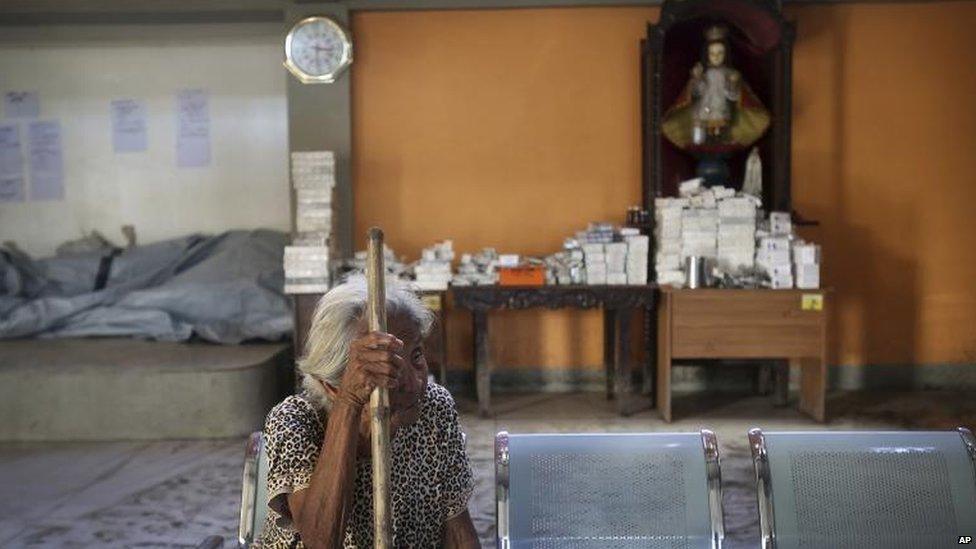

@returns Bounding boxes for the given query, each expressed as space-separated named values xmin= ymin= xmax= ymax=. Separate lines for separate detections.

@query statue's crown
xmin=705 ymin=25 xmax=728 ymax=42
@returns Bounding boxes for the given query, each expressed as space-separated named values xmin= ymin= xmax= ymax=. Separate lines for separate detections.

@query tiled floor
xmin=1 ymin=390 xmax=973 ymax=548
xmin=0 ymin=439 xmax=242 ymax=548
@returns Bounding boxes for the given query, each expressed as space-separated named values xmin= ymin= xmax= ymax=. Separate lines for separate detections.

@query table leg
xmin=643 ymin=304 xmax=656 ymax=397
xmin=604 ymin=309 xmax=616 ymax=400
xmin=439 ymin=312 xmax=448 ymax=388
xmin=773 ymin=360 xmax=789 ymax=407
xmin=473 ymin=310 xmax=491 ymax=418
xmin=755 ymin=362 xmax=772 ymax=395
xmin=657 ymin=294 xmax=672 ymax=423
xmin=795 ymin=357 xmax=826 ymax=422
xmin=614 ymin=309 xmax=633 ymax=416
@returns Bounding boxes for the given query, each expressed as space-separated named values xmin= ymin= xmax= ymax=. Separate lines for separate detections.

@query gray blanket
xmin=0 ymin=230 xmax=294 ymax=344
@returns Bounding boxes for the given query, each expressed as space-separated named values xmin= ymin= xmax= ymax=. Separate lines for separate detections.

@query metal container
xmin=686 ymin=256 xmax=712 ymax=289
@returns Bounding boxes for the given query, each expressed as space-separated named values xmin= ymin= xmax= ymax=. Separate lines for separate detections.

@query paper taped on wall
xmin=28 ymin=120 xmax=63 ymax=201
xmin=3 ymin=91 xmax=40 ymax=119
xmin=0 ymin=123 xmax=24 ymax=202
xmin=176 ymin=89 xmax=210 ymax=168
xmin=111 ymin=99 xmax=148 ymax=153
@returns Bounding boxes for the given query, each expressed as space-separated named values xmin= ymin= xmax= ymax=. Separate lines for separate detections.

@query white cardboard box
xmin=757 ymin=249 xmax=791 ymax=265
xmin=770 ymin=211 xmax=792 ymax=234
xmin=498 ymin=254 xmax=520 ymax=267
xmin=769 ymin=274 xmax=794 ymax=289
xmin=657 ymin=269 xmax=685 ymax=287
xmin=762 ymin=263 xmax=793 ymax=278
xmin=793 ymin=243 xmax=821 ymax=264
xmin=586 ymin=274 xmax=608 ymax=285
xmin=759 ymin=236 xmax=791 ymax=252
xmin=795 ymin=263 xmax=820 ymax=289
xmin=627 ymin=271 xmax=648 ymax=284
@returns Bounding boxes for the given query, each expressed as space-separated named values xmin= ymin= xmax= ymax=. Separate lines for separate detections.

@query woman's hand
xmin=337 ymin=331 xmax=406 ymax=407
xmin=291 ymin=332 xmax=406 ymax=548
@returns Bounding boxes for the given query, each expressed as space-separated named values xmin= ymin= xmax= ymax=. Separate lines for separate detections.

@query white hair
xmin=298 ymin=274 xmax=434 ymax=410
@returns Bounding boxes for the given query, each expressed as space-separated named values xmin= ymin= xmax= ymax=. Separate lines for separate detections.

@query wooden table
xmin=452 ymin=285 xmax=657 ymax=417
xmin=656 ymin=288 xmax=829 ymax=422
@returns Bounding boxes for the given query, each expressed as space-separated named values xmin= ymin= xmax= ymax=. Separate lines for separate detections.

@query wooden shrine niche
xmin=642 ymin=0 xmax=796 ymax=212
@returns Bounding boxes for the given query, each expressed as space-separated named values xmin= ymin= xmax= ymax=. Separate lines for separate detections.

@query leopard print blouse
xmin=256 ymin=382 xmax=473 ymax=549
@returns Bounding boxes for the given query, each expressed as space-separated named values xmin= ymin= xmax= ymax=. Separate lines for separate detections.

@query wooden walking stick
xmin=366 ymin=227 xmax=393 ymax=549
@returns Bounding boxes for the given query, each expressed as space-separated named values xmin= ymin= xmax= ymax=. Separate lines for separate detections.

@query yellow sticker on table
xmin=421 ymin=294 xmax=442 ymax=311
xmin=801 ymin=294 xmax=823 ymax=311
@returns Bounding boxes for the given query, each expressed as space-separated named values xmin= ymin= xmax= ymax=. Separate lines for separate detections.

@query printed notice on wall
xmin=0 ymin=123 xmax=25 ymax=202
xmin=176 ymin=89 xmax=210 ymax=168
xmin=111 ymin=99 xmax=147 ymax=153
xmin=28 ymin=120 xmax=64 ymax=201
xmin=3 ymin=91 xmax=40 ymax=119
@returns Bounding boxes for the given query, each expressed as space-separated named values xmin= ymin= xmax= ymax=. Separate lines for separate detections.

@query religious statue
xmin=662 ymin=25 xmax=771 ymax=185
xmin=742 ymin=146 xmax=762 ymax=198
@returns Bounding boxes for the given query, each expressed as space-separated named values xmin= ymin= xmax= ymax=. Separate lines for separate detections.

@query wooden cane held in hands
xmin=366 ymin=227 xmax=393 ymax=549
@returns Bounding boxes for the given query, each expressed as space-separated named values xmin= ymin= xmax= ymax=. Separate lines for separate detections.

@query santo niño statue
xmin=662 ymin=25 xmax=770 ymax=162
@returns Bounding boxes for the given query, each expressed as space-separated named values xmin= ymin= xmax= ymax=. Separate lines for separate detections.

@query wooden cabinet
xmin=657 ymin=288 xmax=828 ymax=422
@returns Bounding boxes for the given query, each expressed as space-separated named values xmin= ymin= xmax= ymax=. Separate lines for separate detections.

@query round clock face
xmin=284 ymin=16 xmax=352 ymax=84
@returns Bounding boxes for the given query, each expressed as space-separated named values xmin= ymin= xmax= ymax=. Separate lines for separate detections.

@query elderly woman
xmin=257 ymin=276 xmax=479 ymax=548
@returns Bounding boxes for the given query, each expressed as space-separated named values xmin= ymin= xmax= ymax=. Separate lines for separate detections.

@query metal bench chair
xmin=238 ymin=431 xmax=269 ymax=549
xmin=749 ymin=427 xmax=976 ymax=549
xmin=195 ymin=431 xmax=266 ymax=549
xmin=495 ymin=430 xmax=725 ymax=549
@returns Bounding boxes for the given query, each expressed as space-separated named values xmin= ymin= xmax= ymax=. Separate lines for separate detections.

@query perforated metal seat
xmin=749 ymin=427 xmax=976 ymax=549
xmin=238 ymin=432 xmax=269 ymax=548
xmin=495 ymin=431 xmax=724 ymax=549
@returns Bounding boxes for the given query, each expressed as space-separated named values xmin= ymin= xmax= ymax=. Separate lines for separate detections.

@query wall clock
xmin=284 ymin=16 xmax=353 ymax=84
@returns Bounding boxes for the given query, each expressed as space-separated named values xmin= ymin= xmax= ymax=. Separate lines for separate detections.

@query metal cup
xmin=686 ymin=256 xmax=710 ymax=289
xmin=685 ymin=255 xmax=705 ymax=289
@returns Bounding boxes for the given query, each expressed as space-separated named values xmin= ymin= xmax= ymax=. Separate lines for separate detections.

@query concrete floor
xmin=1 ymin=389 xmax=973 ymax=548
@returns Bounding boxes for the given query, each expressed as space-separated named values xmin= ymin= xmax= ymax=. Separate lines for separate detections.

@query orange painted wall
xmin=351 ymin=7 xmax=657 ymax=371
xmin=786 ymin=2 xmax=976 ymax=366
xmin=351 ymin=3 xmax=976 ymax=371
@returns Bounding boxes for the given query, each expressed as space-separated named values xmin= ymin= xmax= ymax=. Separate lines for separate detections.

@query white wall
xmin=0 ymin=24 xmax=289 ymax=257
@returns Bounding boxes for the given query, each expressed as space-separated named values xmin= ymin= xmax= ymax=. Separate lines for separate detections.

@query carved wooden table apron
xmin=452 ymin=285 xmax=657 ymax=417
